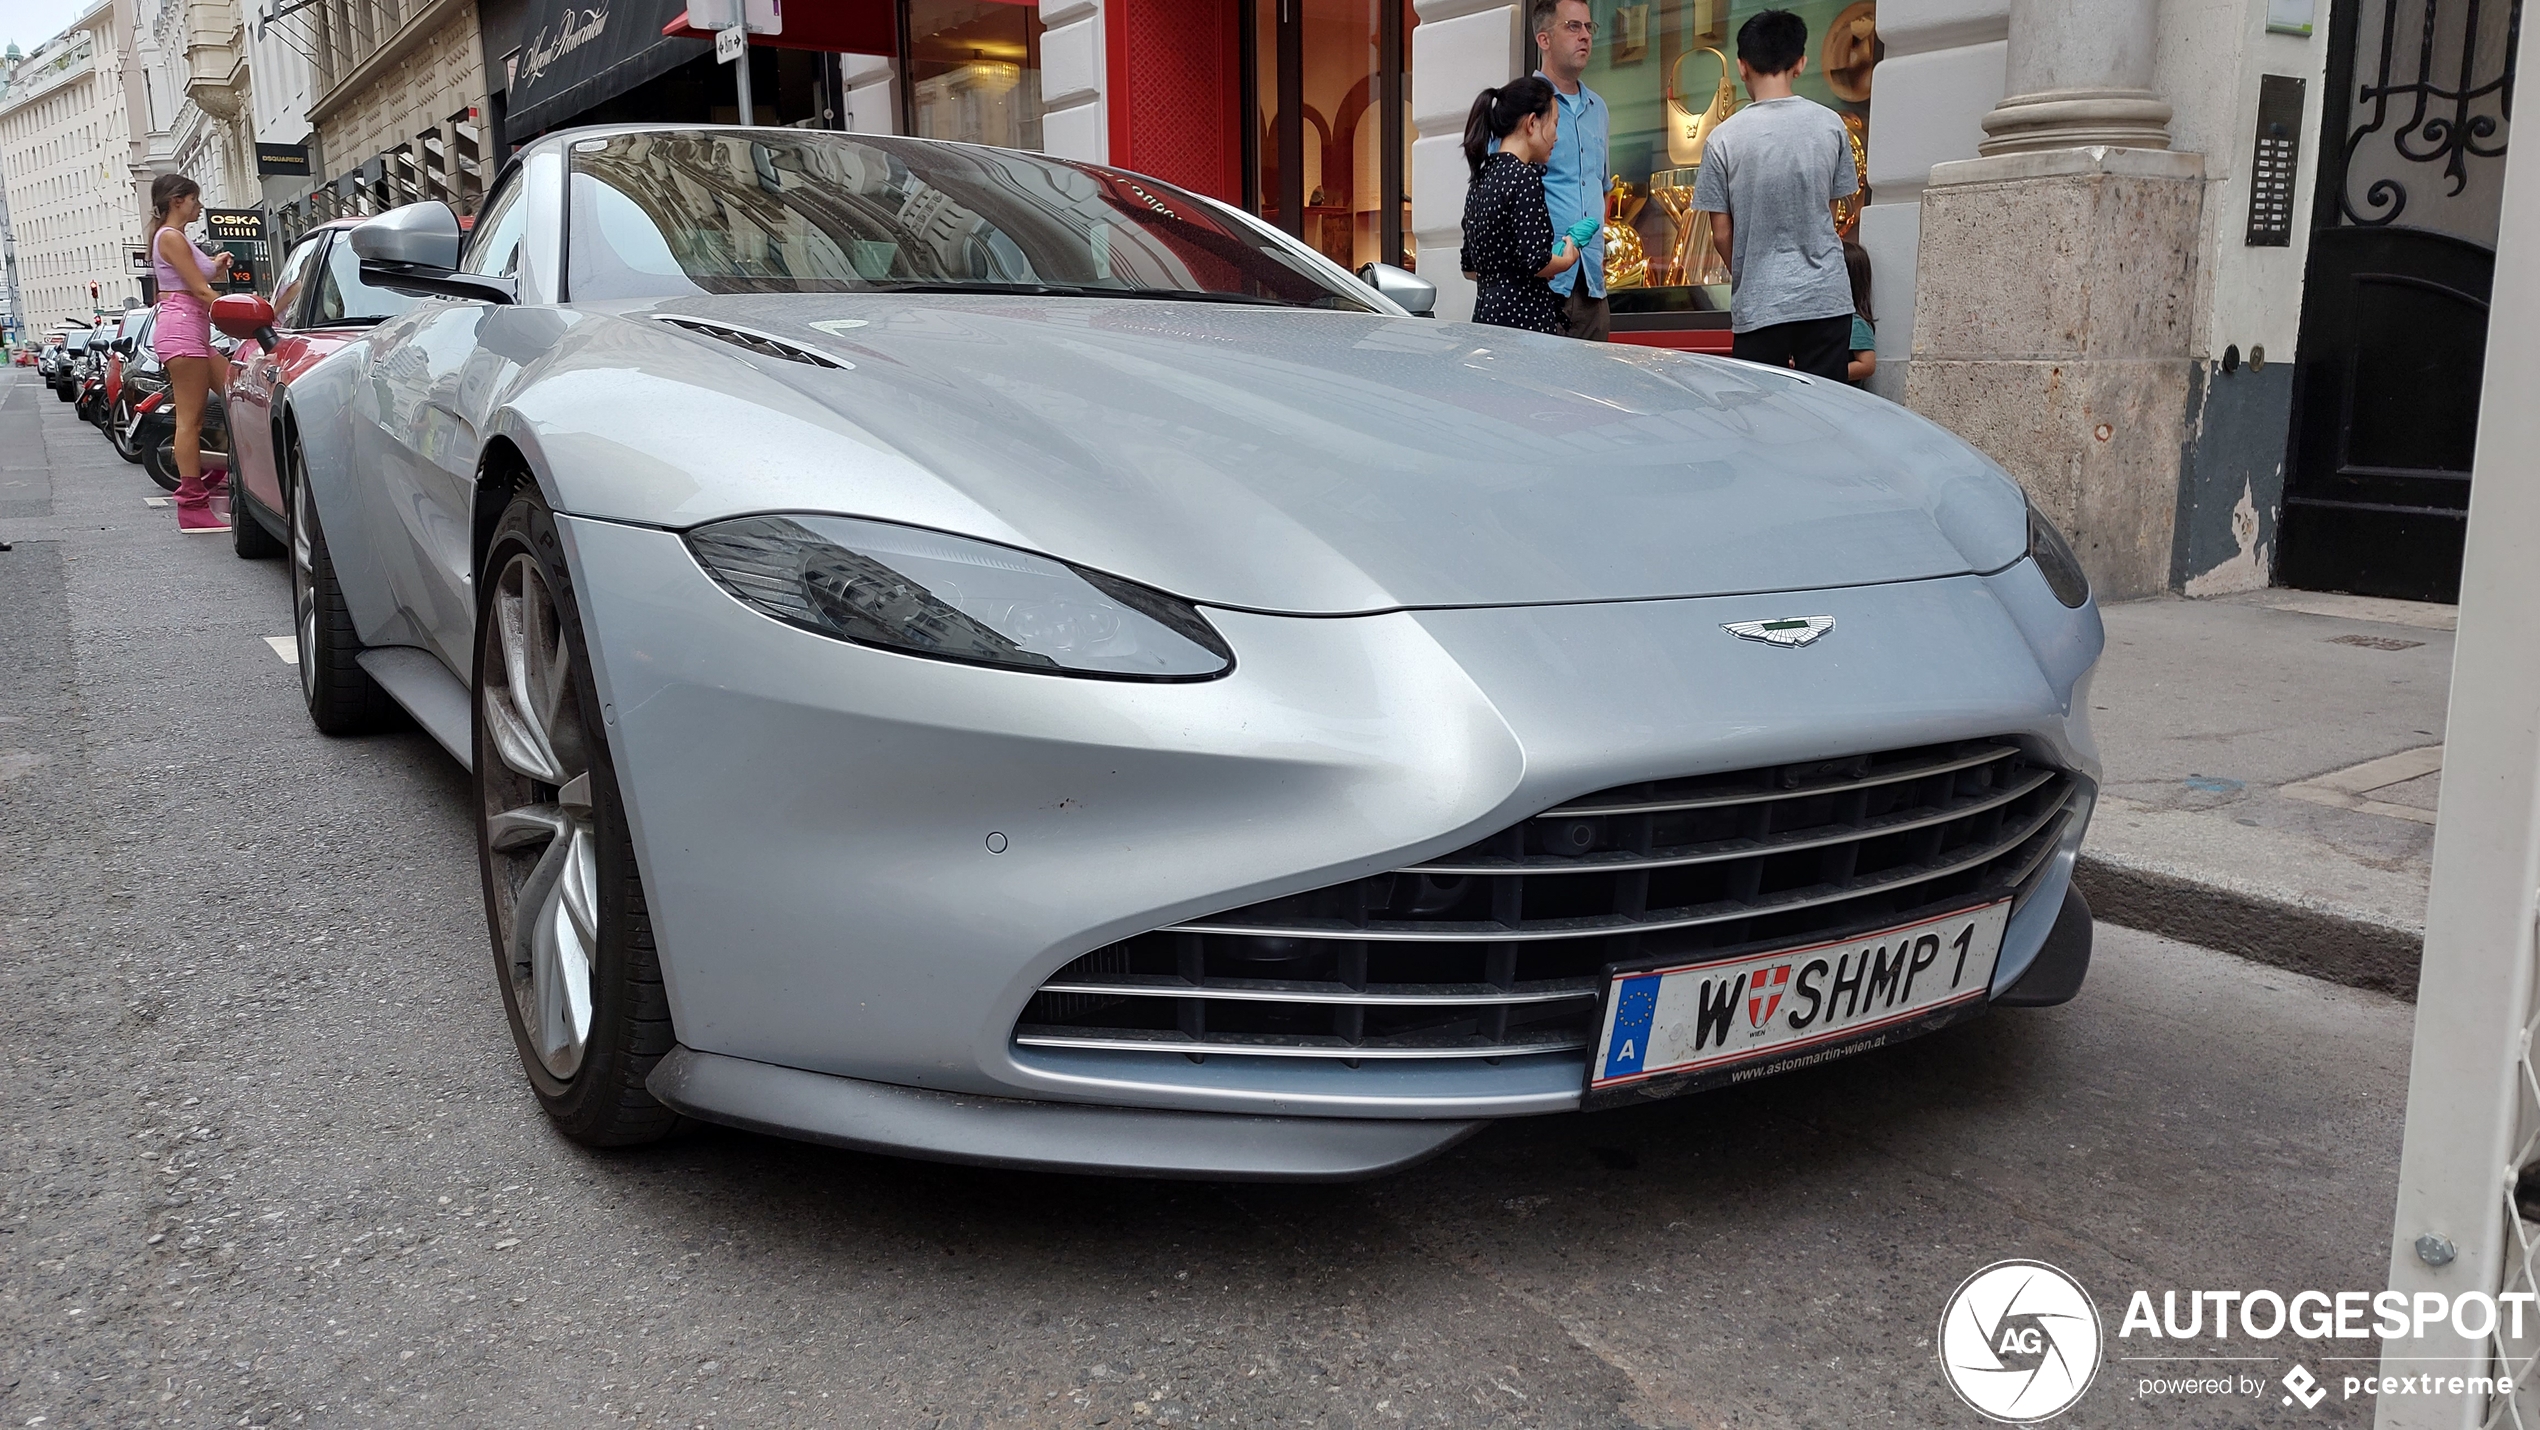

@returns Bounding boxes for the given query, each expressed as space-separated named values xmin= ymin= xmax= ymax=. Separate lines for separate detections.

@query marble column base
xmin=1903 ymin=146 xmax=2205 ymax=600
xmin=1978 ymin=87 xmax=2174 ymax=154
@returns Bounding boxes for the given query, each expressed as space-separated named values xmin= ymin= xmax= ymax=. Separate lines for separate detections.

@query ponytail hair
xmin=1463 ymin=76 xmax=1558 ymax=180
xmin=148 ymin=172 xmax=200 ymax=245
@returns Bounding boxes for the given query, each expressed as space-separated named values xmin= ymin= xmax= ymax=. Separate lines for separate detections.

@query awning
xmin=505 ymin=0 xmax=708 ymax=140
xmin=660 ymin=4 xmax=896 ymax=54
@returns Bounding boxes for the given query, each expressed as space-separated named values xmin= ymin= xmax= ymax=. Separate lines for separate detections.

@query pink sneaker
xmin=175 ymin=501 xmax=229 ymax=534
xmin=202 ymin=467 xmax=229 ymax=493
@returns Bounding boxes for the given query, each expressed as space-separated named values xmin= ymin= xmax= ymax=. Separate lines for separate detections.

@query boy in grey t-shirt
xmin=1692 ymin=9 xmax=1859 ymax=380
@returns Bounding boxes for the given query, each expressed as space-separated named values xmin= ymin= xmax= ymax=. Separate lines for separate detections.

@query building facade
xmin=277 ymin=0 xmax=492 ymax=226
xmin=1404 ymin=0 xmax=2509 ymax=603
xmin=138 ymin=0 xmax=261 ymax=212
xmin=0 ymin=3 xmax=149 ymax=331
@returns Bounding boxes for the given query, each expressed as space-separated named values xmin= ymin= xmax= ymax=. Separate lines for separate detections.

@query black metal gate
xmin=2280 ymin=0 xmax=2520 ymax=601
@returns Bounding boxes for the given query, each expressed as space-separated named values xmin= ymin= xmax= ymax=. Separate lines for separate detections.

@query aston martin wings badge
xmin=1722 ymin=616 xmax=1836 ymax=648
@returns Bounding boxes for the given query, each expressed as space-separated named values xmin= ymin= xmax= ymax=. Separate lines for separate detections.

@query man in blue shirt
xmin=1531 ymin=0 xmax=1610 ymax=340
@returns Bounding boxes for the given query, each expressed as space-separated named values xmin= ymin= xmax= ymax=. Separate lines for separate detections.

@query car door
xmin=356 ymin=185 xmax=528 ymax=673
xmin=228 ymin=231 xmax=328 ymax=518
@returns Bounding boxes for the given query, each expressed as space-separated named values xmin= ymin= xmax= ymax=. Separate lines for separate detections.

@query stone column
xmin=1902 ymin=0 xmax=2202 ymax=601
xmin=1978 ymin=0 xmax=2171 ymax=154
xmin=1408 ymin=0 xmax=1527 ymax=322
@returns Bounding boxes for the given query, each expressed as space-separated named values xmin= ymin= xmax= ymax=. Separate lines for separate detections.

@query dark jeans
xmin=1563 ymin=291 xmax=1611 ymax=342
xmin=1731 ymin=314 xmax=1853 ymax=380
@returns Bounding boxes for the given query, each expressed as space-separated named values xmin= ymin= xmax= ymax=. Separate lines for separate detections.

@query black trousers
xmin=1731 ymin=314 xmax=1854 ymax=381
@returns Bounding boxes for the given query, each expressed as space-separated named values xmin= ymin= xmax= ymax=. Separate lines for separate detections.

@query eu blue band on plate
xmin=1603 ymin=975 xmax=1660 ymax=1079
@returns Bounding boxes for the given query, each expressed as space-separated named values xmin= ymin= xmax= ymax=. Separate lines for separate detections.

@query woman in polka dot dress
xmin=1459 ymin=77 xmax=1582 ymax=335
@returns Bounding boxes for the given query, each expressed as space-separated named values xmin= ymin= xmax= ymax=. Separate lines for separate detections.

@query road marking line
xmin=144 ymin=496 xmax=169 ymax=507
xmin=2281 ymin=744 xmax=2443 ymax=825
xmin=263 ymin=636 xmax=298 ymax=663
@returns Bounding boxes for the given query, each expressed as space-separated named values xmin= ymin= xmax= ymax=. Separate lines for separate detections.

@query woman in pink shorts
xmin=150 ymin=174 xmax=234 ymax=533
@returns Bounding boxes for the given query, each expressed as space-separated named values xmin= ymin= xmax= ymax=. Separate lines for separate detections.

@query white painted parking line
xmin=144 ymin=496 xmax=168 ymax=507
xmin=2281 ymin=744 xmax=2444 ymax=825
xmin=264 ymin=636 xmax=298 ymax=663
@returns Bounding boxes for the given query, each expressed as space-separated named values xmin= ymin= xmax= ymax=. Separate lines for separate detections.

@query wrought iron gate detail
xmin=2339 ymin=0 xmax=2522 ymax=226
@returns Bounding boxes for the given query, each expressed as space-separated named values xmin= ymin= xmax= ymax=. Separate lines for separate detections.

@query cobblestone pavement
xmin=0 ymin=370 xmax=2408 ymax=1427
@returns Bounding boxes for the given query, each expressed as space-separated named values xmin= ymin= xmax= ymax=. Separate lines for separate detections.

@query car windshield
xmin=566 ymin=130 xmax=1380 ymax=311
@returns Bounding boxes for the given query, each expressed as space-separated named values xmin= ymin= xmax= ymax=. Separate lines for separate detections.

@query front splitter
xmin=646 ymin=1046 xmax=1486 ymax=1182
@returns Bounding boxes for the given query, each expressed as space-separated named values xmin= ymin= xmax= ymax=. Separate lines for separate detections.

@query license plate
xmin=1585 ymin=900 xmax=2010 ymax=1106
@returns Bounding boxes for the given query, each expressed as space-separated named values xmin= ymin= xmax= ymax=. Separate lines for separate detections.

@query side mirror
xmin=212 ymin=293 xmax=277 ymax=345
xmin=1357 ymin=262 xmax=1437 ymax=317
xmin=350 ymin=200 xmax=516 ymax=305
xmin=350 ymin=200 xmax=464 ymax=269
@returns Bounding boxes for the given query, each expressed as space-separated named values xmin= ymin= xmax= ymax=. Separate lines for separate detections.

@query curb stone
xmin=2075 ymin=853 xmax=2424 ymax=1000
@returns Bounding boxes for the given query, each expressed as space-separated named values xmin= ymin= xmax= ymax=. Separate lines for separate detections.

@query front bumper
xmin=561 ymin=514 xmax=2102 ymax=1165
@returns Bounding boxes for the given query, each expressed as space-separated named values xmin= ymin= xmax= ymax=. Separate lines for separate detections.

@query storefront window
xmin=905 ymin=0 xmax=1045 ymax=151
xmin=1587 ymin=0 xmax=1874 ymax=317
xmin=1249 ymin=0 xmax=1415 ymax=271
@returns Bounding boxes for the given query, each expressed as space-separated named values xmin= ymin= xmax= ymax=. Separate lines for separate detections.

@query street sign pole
xmin=695 ymin=0 xmax=777 ymax=127
xmin=717 ymin=24 xmax=752 ymax=125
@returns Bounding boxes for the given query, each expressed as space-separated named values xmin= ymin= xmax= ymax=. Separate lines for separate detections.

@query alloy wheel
xmin=288 ymin=464 xmax=318 ymax=702
xmin=480 ymin=552 xmax=597 ymax=1081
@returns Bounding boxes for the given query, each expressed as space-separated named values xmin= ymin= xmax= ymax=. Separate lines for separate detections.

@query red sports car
xmin=219 ymin=219 xmax=415 ymax=560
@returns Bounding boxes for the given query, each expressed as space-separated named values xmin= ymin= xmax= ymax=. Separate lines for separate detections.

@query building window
xmin=1588 ymin=0 xmax=1874 ymax=313
xmin=1247 ymin=0 xmax=1414 ymax=271
xmin=902 ymin=0 xmax=1044 ymax=151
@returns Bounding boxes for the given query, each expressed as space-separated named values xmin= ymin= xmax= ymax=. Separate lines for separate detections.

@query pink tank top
xmin=152 ymin=228 xmax=220 ymax=300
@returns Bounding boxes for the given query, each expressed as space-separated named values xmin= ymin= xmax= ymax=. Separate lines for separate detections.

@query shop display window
xmin=1584 ymin=0 xmax=1874 ymax=319
xmin=906 ymin=0 xmax=1045 ymax=152
xmin=1247 ymin=0 xmax=1416 ymax=271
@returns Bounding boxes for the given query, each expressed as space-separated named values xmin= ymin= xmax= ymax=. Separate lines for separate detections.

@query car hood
xmin=544 ymin=295 xmax=2027 ymax=615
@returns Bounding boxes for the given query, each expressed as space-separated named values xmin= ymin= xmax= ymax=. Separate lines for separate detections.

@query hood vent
xmin=649 ymin=315 xmax=850 ymax=370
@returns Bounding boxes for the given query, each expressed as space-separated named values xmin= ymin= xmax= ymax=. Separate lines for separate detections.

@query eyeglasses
xmin=1552 ymin=18 xmax=1596 ymax=35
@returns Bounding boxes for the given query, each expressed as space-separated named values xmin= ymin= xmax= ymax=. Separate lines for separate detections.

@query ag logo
xmin=1938 ymin=1260 xmax=2102 ymax=1422
xmin=1723 ymin=615 xmax=1835 ymax=648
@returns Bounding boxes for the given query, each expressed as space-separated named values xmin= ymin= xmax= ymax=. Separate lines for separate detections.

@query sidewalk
xmin=2078 ymin=588 xmax=2452 ymax=996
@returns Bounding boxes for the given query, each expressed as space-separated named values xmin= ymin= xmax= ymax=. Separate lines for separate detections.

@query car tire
xmin=108 ymin=396 xmax=144 ymax=463
xmin=232 ymin=481 xmax=284 ymax=560
xmin=54 ymin=380 xmax=74 ymax=403
xmin=143 ymin=440 xmax=181 ymax=492
xmin=473 ymin=483 xmax=681 ymax=1148
xmin=286 ymin=440 xmax=395 ymax=733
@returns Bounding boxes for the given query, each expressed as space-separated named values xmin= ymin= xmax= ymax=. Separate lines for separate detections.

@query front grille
xmin=1015 ymin=739 xmax=2080 ymax=1064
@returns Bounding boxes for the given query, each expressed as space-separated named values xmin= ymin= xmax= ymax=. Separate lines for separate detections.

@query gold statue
xmin=1833 ymin=111 xmax=1870 ymax=237
xmin=1666 ymin=46 xmax=1739 ymax=168
xmin=1603 ymin=175 xmax=1648 ymax=289
xmin=1649 ymin=166 xmax=1729 ymax=289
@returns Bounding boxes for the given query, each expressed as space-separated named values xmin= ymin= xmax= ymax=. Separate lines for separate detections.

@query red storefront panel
xmin=1105 ymin=0 xmax=1243 ymax=204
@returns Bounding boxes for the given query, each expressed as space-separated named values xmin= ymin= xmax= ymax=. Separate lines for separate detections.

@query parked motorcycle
xmin=135 ymin=387 xmax=228 ymax=494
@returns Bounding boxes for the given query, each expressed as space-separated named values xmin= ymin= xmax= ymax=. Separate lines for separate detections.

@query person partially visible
xmin=1844 ymin=238 xmax=1877 ymax=386
xmin=1694 ymin=9 xmax=1861 ymax=380
xmin=1462 ymin=78 xmax=1587 ymax=335
xmin=149 ymin=172 xmax=234 ymax=534
xmin=1528 ymin=0 xmax=1612 ymax=340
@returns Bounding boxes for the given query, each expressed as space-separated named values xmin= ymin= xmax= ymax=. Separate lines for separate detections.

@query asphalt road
xmin=0 ymin=367 xmax=2413 ymax=1428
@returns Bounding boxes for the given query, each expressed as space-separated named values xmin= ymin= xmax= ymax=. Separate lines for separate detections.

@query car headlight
xmin=2027 ymin=502 xmax=2091 ymax=608
xmin=686 ymin=514 xmax=1235 ymax=681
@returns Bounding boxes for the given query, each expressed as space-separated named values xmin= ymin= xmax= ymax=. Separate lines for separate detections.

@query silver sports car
xmin=251 ymin=125 xmax=2103 ymax=1180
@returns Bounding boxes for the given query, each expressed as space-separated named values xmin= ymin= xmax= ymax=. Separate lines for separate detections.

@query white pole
xmin=734 ymin=40 xmax=754 ymax=125
xmin=2375 ymin=74 xmax=2540 ymax=1430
